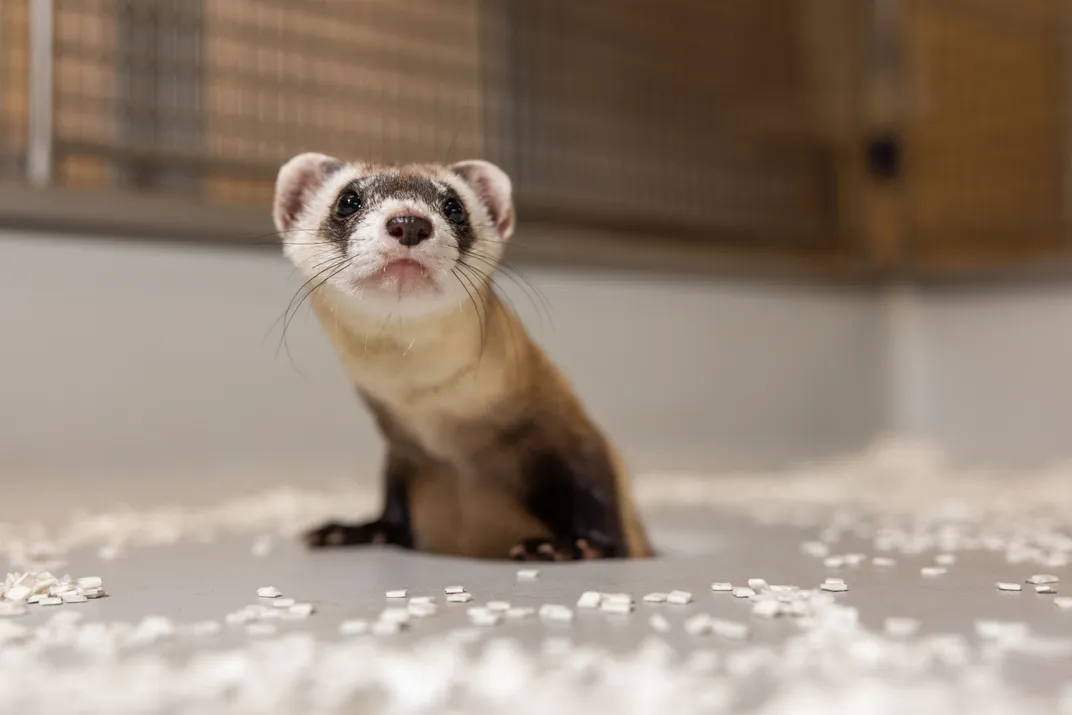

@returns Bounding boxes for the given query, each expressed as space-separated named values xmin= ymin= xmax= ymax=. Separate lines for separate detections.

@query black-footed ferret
xmin=273 ymin=153 xmax=653 ymax=561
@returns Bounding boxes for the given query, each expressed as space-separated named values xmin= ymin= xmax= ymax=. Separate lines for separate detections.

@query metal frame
xmin=26 ymin=0 xmax=51 ymax=185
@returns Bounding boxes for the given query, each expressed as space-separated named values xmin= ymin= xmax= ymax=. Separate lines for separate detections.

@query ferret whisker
xmin=461 ymin=248 xmax=555 ymax=332
xmin=456 ymin=260 xmax=525 ymax=351
xmin=275 ymin=256 xmax=353 ymax=365
xmin=455 ymin=260 xmax=522 ymax=367
xmin=263 ymin=250 xmax=346 ymax=347
xmin=279 ymin=258 xmax=356 ymax=367
xmin=450 ymin=266 xmax=488 ymax=360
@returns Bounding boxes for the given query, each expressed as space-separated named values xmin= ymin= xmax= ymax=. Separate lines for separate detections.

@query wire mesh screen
xmin=902 ymin=0 xmax=1069 ymax=266
xmin=0 ymin=0 xmax=851 ymax=257
xmin=2 ymin=0 xmax=1071 ymax=273
xmin=0 ymin=0 xmax=31 ymax=176
xmin=48 ymin=0 xmax=489 ymax=202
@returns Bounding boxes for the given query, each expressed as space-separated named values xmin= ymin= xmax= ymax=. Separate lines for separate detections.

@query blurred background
xmin=1 ymin=0 xmax=1071 ymax=513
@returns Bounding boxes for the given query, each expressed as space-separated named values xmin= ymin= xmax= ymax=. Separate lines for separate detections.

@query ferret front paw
xmin=303 ymin=520 xmax=400 ymax=549
xmin=508 ymin=537 xmax=606 ymax=562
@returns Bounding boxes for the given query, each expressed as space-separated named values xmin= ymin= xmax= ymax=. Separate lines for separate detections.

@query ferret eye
xmin=336 ymin=192 xmax=362 ymax=218
xmin=443 ymin=198 xmax=466 ymax=224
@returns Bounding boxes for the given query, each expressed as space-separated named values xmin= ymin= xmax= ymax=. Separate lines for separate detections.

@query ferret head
xmin=273 ymin=153 xmax=515 ymax=318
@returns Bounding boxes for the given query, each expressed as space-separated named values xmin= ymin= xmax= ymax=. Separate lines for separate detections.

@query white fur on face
xmin=277 ymin=160 xmax=511 ymax=321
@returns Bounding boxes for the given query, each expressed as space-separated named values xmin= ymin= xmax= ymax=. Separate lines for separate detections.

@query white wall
xmin=883 ymin=283 xmax=1072 ymax=467
xmin=0 ymin=231 xmax=886 ymax=512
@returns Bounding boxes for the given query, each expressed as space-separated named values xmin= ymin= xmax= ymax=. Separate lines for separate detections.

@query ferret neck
xmin=311 ymin=285 xmax=492 ymax=351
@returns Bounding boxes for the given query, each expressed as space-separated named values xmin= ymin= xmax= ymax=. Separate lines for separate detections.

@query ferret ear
xmin=449 ymin=160 xmax=515 ymax=240
xmin=273 ymin=152 xmax=345 ymax=233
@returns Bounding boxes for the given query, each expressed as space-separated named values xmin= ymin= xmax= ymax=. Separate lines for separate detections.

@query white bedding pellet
xmin=486 ymin=601 xmax=510 ymax=612
xmin=921 ymin=567 xmax=946 ymax=577
xmin=975 ymin=620 xmax=1029 ymax=642
xmin=710 ymin=619 xmax=749 ymax=640
xmin=781 ymin=601 xmax=809 ymax=617
xmin=599 ymin=593 xmax=632 ymax=608
xmin=576 ymin=591 xmax=602 ymax=609
xmin=338 ymin=619 xmax=369 ymax=636
xmin=747 ymin=579 xmax=769 ymax=592
xmin=643 ymin=593 xmax=667 ymax=603
xmin=38 ymin=597 xmax=63 ymax=606
xmin=3 ymin=585 xmax=31 ymax=603
xmin=872 ymin=557 xmax=896 ymax=567
xmin=226 ymin=610 xmax=254 ymax=625
xmin=820 ymin=582 xmax=848 ymax=593
xmin=272 ymin=598 xmax=296 ymax=609
xmin=1035 ymin=584 xmax=1057 ymax=594
xmin=385 ymin=590 xmax=407 ymax=599
xmin=935 ymin=553 xmax=956 ymax=566
xmin=684 ymin=614 xmax=713 ymax=635
xmin=33 ymin=577 xmax=57 ymax=595
xmin=731 ymin=587 xmax=755 ymax=599
xmin=824 ymin=556 xmax=845 ymax=568
xmin=468 ymin=611 xmax=501 ymax=627
xmin=516 ymin=569 xmax=539 ymax=580
xmin=800 ymin=541 xmax=829 ymax=558
xmin=370 ymin=620 xmax=404 ymax=636
xmin=1054 ymin=597 xmax=1072 ymax=609
xmin=601 ymin=600 xmax=633 ymax=615
xmin=538 ymin=604 xmax=574 ymax=622
xmin=408 ymin=596 xmax=435 ymax=605
xmin=407 ymin=602 xmax=438 ymax=618
xmin=27 ymin=595 xmax=42 ymax=604
xmin=649 ymin=613 xmax=671 ymax=633
xmin=246 ymin=623 xmax=277 ymax=637
xmin=378 ymin=608 xmax=411 ymax=624
xmin=446 ymin=592 xmax=474 ymax=603
xmin=667 ymin=590 xmax=693 ymax=605
xmin=844 ymin=553 xmax=865 ymax=566
xmin=710 ymin=582 xmax=733 ymax=592
xmin=61 ymin=593 xmax=88 ymax=604
xmin=289 ymin=603 xmax=315 ymax=617
xmin=884 ymin=617 xmax=921 ymax=637
xmin=1027 ymin=574 xmax=1059 ymax=585
xmin=825 ymin=577 xmax=845 ymax=585
xmin=0 ymin=602 xmax=26 ymax=617
xmin=751 ymin=599 xmax=781 ymax=618
xmin=257 ymin=586 xmax=282 ymax=599
xmin=997 ymin=582 xmax=1023 ymax=592
xmin=444 ymin=585 xmax=465 ymax=594
xmin=506 ymin=606 xmax=535 ymax=619
xmin=77 ymin=576 xmax=103 ymax=590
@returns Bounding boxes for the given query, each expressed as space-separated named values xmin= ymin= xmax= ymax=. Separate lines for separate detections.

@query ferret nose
xmin=386 ymin=215 xmax=433 ymax=247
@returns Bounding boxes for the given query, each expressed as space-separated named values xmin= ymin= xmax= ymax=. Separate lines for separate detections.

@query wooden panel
xmin=507 ymin=0 xmax=847 ymax=253
xmin=0 ymin=0 xmax=29 ymax=170
xmin=903 ymin=0 xmax=1067 ymax=269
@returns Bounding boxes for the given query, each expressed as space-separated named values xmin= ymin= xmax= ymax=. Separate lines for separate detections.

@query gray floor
xmin=3 ymin=491 xmax=1072 ymax=714
xmin=4 ymin=233 xmax=1072 ymax=712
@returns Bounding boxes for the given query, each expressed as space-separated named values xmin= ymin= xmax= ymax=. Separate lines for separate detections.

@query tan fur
xmin=310 ymin=285 xmax=653 ymax=559
xmin=276 ymin=154 xmax=652 ymax=559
